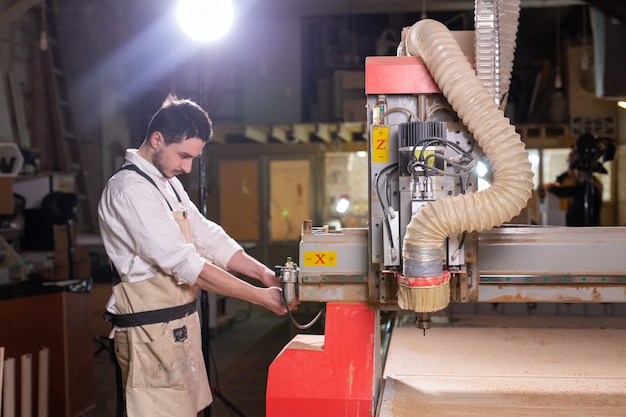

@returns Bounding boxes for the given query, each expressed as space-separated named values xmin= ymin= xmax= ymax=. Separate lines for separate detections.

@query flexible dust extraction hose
xmin=474 ymin=0 xmax=521 ymax=107
xmin=399 ymin=19 xmax=534 ymax=310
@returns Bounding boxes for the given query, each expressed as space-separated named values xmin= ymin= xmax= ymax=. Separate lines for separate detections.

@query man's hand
xmin=196 ymin=263 xmax=298 ymax=316
xmin=261 ymin=287 xmax=288 ymax=315
xmin=259 ymin=268 xmax=282 ymax=288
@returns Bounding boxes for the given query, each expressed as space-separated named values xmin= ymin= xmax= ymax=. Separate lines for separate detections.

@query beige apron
xmin=113 ymin=208 xmax=212 ymax=416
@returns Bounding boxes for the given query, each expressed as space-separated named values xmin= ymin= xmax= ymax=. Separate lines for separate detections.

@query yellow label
xmin=371 ymin=126 xmax=389 ymax=163
xmin=303 ymin=251 xmax=337 ymax=267
xmin=415 ymin=149 xmax=436 ymax=167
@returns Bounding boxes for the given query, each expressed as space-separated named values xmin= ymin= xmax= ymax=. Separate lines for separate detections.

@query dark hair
xmin=145 ymin=94 xmax=213 ymax=145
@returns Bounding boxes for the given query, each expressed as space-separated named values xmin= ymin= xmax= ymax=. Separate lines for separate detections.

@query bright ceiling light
xmin=176 ymin=0 xmax=234 ymax=43
xmin=618 ymin=101 xmax=626 ymax=110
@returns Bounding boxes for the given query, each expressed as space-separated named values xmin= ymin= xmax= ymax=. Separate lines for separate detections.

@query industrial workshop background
xmin=1 ymin=1 xmax=626 ymax=416
xmin=2 ymin=3 xmax=625 ymax=273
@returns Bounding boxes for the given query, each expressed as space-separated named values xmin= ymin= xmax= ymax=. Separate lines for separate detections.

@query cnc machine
xmin=267 ymin=1 xmax=626 ymax=415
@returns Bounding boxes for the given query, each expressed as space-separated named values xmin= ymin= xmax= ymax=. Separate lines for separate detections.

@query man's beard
xmin=153 ymin=148 xmax=174 ymax=178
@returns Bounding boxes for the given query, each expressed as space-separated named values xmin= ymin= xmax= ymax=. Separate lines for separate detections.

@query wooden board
xmin=378 ymin=316 xmax=626 ymax=416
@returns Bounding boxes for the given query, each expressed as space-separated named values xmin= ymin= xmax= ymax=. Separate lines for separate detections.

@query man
xmin=547 ymin=169 xmax=603 ymax=226
xmin=98 ymin=95 xmax=289 ymax=416
xmin=546 ymin=137 xmax=604 ymax=227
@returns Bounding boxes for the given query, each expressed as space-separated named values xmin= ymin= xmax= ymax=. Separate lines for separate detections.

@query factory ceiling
xmin=101 ymin=0 xmax=623 ymax=21
xmin=3 ymin=0 xmax=624 ymax=144
xmin=252 ymin=0 xmax=624 ymax=21
xmin=36 ymin=0 xmax=620 ymax=129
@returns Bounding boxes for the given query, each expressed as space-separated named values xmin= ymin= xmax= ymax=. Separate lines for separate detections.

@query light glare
xmin=529 ymin=154 xmax=540 ymax=165
xmin=177 ymin=0 xmax=234 ymax=42
xmin=476 ymin=161 xmax=489 ymax=178
xmin=336 ymin=198 xmax=350 ymax=214
xmin=478 ymin=177 xmax=491 ymax=191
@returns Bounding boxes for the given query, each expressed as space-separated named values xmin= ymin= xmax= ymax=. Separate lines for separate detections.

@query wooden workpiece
xmin=378 ymin=314 xmax=626 ymax=416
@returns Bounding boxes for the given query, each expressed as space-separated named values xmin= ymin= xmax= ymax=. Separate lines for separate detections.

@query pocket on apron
xmin=114 ymin=330 xmax=130 ymax=386
xmin=129 ymin=325 xmax=186 ymax=389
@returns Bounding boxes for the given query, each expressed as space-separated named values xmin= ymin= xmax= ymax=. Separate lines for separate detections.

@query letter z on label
xmin=372 ymin=126 xmax=389 ymax=163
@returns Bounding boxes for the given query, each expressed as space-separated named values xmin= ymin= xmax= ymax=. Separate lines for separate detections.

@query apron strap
xmin=103 ymin=299 xmax=197 ymax=327
xmin=118 ymin=164 xmax=183 ymax=211
xmin=109 ymin=163 xmax=187 ymax=287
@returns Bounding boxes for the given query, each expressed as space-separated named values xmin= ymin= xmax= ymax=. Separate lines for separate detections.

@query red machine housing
xmin=266 ymin=303 xmax=376 ymax=417
xmin=266 ymin=55 xmax=450 ymax=416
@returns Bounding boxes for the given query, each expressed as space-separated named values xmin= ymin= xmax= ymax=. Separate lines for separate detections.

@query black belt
xmin=103 ymin=299 xmax=197 ymax=328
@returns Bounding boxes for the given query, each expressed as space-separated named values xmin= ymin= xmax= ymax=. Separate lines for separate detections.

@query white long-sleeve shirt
xmin=98 ymin=149 xmax=242 ymax=313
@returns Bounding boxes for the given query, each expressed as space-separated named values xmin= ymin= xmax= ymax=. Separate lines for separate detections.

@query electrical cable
xmin=457 ymin=231 xmax=467 ymax=250
xmin=208 ymin=340 xmax=222 ymax=393
xmin=425 ymin=102 xmax=455 ymax=120
xmin=212 ymin=391 xmax=247 ymax=417
xmin=281 ymin=288 xmax=325 ymax=330
xmin=410 ymin=162 xmax=471 ymax=178
xmin=413 ymin=151 xmax=475 ymax=172
xmin=381 ymin=106 xmax=417 ymax=124
xmin=416 ymin=137 xmax=474 ymax=160
xmin=209 ymin=345 xmax=239 ymax=417
xmin=375 ymin=164 xmax=399 ymax=250
xmin=409 ymin=137 xmax=476 ymax=181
